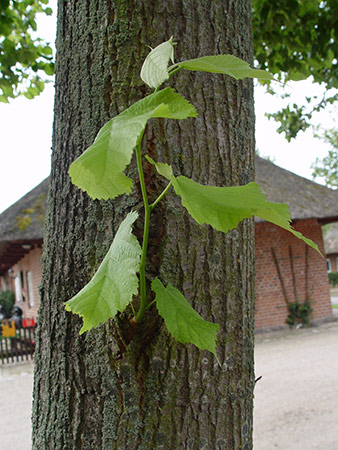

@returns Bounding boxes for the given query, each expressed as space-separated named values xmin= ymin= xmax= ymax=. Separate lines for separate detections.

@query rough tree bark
xmin=32 ymin=1 xmax=256 ymax=449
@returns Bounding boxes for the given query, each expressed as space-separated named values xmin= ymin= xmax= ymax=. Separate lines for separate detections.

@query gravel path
xmin=254 ymin=320 xmax=338 ymax=449
xmin=1 ymin=320 xmax=338 ymax=449
xmin=0 ymin=362 xmax=33 ymax=450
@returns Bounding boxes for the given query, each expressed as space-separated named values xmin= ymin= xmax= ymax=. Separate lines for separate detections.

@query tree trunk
xmin=32 ymin=1 xmax=256 ymax=449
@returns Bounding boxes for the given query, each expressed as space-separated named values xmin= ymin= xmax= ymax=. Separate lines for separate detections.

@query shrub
xmin=286 ymin=299 xmax=313 ymax=327
xmin=0 ymin=291 xmax=15 ymax=315
xmin=329 ymin=271 xmax=338 ymax=287
xmin=0 ymin=291 xmax=15 ymax=316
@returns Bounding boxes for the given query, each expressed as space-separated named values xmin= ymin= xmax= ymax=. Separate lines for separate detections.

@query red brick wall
xmin=255 ymin=219 xmax=333 ymax=329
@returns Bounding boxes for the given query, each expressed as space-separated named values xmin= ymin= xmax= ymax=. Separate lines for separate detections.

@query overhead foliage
xmin=253 ymin=0 xmax=338 ymax=87
xmin=2 ymin=0 xmax=337 ymax=139
xmin=0 ymin=0 xmax=54 ymax=102
xmin=252 ymin=0 xmax=338 ymax=139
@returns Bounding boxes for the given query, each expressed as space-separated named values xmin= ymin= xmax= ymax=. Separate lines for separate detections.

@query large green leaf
xmin=64 ymin=211 xmax=142 ymax=334
xmin=173 ymin=54 xmax=273 ymax=81
xmin=171 ymin=176 xmax=320 ymax=254
xmin=146 ymin=157 xmax=320 ymax=254
xmin=172 ymin=176 xmax=320 ymax=253
xmin=140 ymin=37 xmax=175 ymax=89
xmin=152 ymin=278 xmax=219 ymax=357
xmin=69 ymin=88 xmax=197 ymax=200
xmin=172 ymin=176 xmax=271 ymax=231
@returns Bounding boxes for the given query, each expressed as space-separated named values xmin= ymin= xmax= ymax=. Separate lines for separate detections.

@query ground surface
xmin=1 ymin=320 xmax=338 ymax=449
xmin=0 ymin=361 xmax=33 ymax=449
xmin=254 ymin=319 xmax=338 ymax=449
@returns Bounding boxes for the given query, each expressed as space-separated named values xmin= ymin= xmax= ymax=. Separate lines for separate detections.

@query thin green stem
xmin=168 ymin=66 xmax=182 ymax=77
xmin=149 ymin=181 xmax=172 ymax=211
xmin=145 ymin=299 xmax=156 ymax=310
xmin=134 ymin=137 xmax=151 ymax=323
xmin=132 ymin=133 xmax=172 ymax=322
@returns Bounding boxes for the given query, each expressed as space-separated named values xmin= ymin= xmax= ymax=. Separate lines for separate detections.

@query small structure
xmin=0 ymin=178 xmax=49 ymax=319
xmin=323 ymin=222 xmax=338 ymax=272
xmin=255 ymin=156 xmax=338 ymax=329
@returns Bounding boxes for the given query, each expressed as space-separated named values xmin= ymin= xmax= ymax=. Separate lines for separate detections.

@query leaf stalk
xmin=168 ymin=65 xmax=182 ymax=77
xmin=149 ymin=181 xmax=172 ymax=211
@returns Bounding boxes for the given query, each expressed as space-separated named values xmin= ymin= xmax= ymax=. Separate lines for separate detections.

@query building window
xmin=14 ymin=273 xmax=23 ymax=302
xmin=327 ymin=259 xmax=332 ymax=272
xmin=0 ymin=276 xmax=8 ymax=291
xmin=26 ymin=271 xmax=35 ymax=308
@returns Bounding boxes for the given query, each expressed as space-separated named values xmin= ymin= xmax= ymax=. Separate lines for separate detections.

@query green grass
xmin=332 ymin=304 xmax=338 ymax=309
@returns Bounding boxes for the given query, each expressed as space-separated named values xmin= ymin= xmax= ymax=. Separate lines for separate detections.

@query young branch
xmin=134 ymin=137 xmax=150 ymax=323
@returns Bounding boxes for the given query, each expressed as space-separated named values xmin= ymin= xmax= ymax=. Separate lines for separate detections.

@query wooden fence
xmin=0 ymin=319 xmax=36 ymax=364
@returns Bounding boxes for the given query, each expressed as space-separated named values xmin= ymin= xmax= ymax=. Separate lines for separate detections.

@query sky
xmin=0 ymin=5 xmax=336 ymax=214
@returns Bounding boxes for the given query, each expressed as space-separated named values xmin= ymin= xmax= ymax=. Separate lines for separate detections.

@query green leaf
xmin=171 ymin=176 xmax=321 ymax=254
xmin=140 ymin=37 xmax=175 ymax=89
xmin=172 ymin=177 xmax=269 ymax=231
xmin=64 ymin=211 xmax=142 ymax=334
xmin=145 ymin=157 xmax=320 ymax=254
xmin=41 ymin=45 xmax=53 ymax=56
xmin=145 ymin=155 xmax=173 ymax=180
xmin=43 ymin=62 xmax=55 ymax=76
xmin=69 ymin=88 xmax=197 ymax=200
xmin=152 ymin=278 xmax=219 ymax=357
xmin=174 ymin=55 xmax=273 ymax=80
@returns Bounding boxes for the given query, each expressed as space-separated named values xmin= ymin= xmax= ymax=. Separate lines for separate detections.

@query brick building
xmin=0 ymin=157 xmax=337 ymax=329
xmin=0 ymin=178 xmax=48 ymax=319
xmin=255 ymin=156 xmax=338 ymax=330
xmin=323 ymin=222 xmax=338 ymax=273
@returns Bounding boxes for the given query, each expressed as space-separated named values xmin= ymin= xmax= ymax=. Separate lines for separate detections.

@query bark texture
xmin=32 ymin=1 xmax=256 ymax=449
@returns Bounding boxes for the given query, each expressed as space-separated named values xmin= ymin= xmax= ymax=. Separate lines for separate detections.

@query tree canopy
xmin=253 ymin=0 xmax=338 ymax=87
xmin=0 ymin=0 xmax=54 ymax=102
xmin=1 ymin=0 xmax=338 ymax=143
xmin=253 ymin=0 xmax=338 ymax=140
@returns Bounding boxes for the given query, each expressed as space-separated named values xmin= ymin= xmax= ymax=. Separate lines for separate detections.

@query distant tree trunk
xmin=32 ymin=1 xmax=256 ymax=449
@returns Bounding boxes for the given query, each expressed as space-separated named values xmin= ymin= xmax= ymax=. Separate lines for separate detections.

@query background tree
xmin=0 ymin=0 xmax=54 ymax=102
xmin=312 ymin=127 xmax=338 ymax=188
xmin=2 ymin=0 xmax=337 ymax=142
xmin=253 ymin=0 xmax=338 ymax=140
xmin=32 ymin=1 xmax=256 ymax=448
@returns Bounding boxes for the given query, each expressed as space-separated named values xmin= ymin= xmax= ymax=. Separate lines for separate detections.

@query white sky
xmin=0 ymin=5 xmax=336 ymax=213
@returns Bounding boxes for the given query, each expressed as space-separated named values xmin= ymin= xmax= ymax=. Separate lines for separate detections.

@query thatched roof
xmin=323 ymin=222 xmax=338 ymax=255
xmin=255 ymin=156 xmax=338 ymax=223
xmin=0 ymin=178 xmax=49 ymax=275
xmin=0 ymin=178 xmax=49 ymax=242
